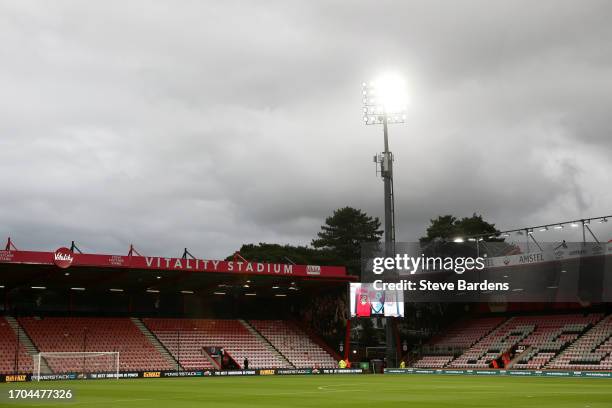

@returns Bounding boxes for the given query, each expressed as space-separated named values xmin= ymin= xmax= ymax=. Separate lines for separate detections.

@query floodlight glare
xmin=362 ymin=72 xmax=408 ymax=125
xmin=371 ymin=72 xmax=407 ymax=113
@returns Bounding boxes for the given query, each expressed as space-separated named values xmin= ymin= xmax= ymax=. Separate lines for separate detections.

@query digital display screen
xmin=349 ymin=283 xmax=404 ymax=317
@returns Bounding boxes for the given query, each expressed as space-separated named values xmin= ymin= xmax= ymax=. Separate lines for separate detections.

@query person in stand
xmin=243 ymin=357 xmax=249 ymax=369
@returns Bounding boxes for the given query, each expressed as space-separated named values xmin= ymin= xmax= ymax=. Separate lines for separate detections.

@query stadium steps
xmin=290 ymin=320 xmax=343 ymax=362
xmin=130 ymin=317 xmax=182 ymax=371
xmin=440 ymin=316 xmax=508 ymax=368
xmin=506 ymin=346 xmax=534 ymax=369
xmin=239 ymin=319 xmax=295 ymax=368
xmin=5 ymin=316 xmax=52 ymax=374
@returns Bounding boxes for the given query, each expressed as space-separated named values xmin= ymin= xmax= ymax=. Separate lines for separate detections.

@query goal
xmin=33 ymin=352 xmax=120 ymax=381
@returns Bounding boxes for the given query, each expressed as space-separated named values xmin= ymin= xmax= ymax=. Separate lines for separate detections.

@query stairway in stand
xmin=130 ymin=317 xmax=182 ymax=371
xmin=239 ymin=319 xmax=294 ymax=368
xmin=4 ymin=316 xmax=51 ymax=374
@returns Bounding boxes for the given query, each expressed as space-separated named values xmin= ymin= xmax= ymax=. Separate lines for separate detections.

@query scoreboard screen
xmin=349 ymin=283 xmax=404 ymax=318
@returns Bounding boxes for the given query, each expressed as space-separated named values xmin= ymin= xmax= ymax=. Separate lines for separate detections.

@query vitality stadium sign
xmin=0 ymin=248 xmax=349 ymax=279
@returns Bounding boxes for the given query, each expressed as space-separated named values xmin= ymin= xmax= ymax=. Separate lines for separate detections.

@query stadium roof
xmin=0 ymin=243 xmax=354 ymax=295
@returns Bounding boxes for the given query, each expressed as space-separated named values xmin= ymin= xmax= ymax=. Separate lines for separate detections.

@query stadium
xmin=1 ymin=234 xmax=611 ymax=407
xmin=2 ymin=1 xmax=612 ymax=407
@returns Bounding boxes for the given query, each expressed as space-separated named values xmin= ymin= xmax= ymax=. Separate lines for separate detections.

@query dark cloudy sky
xmin=1 ymin=0 xmax=611 ymax=258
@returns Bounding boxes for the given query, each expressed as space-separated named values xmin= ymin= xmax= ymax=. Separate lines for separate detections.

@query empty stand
xmin=19 ymin=317 xmax=173 ymax=373
xmin=449 ymin=314 xmax=602 ymax=369
xmin=413 ymin=356 xmax=453 ymax=369
xmin=143 ymin=318 xmax=291 ymax=369
xmin=547 ymin=314 xmax=612 ymax=370
xmin=0 ymin=317 xmax=33 ymax=374
xmin=249 ymin=320 xmax=337 ymax=368
xmin=431 ymin=317 xmax=506 ymax=350
xmin=412 ymin=316 xmax=505 ymax=369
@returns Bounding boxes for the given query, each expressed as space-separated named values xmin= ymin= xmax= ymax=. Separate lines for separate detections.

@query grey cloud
xmin=1 ymin=0 xmax=611 ymax=259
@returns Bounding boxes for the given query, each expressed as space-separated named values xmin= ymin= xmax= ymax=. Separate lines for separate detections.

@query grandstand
xmin=0 ymin=317 xmax=339 ymax=375
xmin=547 ymin=314 xmax=612 ymax=370
xmin=412 ymin=312 xmax=611 ymax=370
xmin=0 ymin=245 xmax=347 ymax=376
xmin=142 ymin=318 xmax=292 ymax=369
xmin=18 ymin=317 xmax=174 ymax=373
xmin=0 ymin=242 xmax=611 ymax=378
xmin=249 ymin=320 xmax=338 ymax=368
xmin=0 ymin=317 xmax=32 ymax=374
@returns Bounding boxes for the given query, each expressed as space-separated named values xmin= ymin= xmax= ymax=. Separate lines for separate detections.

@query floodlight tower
xmin=362 ymin=73 xmax=407 ymax=368
xmin=363 ymin=74 xmax=407 ymax=244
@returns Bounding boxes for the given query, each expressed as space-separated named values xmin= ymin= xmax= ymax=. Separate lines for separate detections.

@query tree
xmin=420 ymin=213 xmax=501 ymax=243
xmin=312 ymin=207 xmax=383 ymax=275
xmin=226 ymin=243 xmax=340 ymax=266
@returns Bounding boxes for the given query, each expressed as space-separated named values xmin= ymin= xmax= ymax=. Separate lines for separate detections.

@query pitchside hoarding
xmin=385 ymin=368 xmax=612 ymax=378
xmin=1 ymin=369 xmax=364 ymax=383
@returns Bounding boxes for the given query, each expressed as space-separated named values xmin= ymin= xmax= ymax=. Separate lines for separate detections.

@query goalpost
xmin=33 ymin=352 xmax=120 ymax=381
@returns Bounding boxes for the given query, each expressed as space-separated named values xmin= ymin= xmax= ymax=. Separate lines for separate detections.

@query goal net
xmin=33 ymin=352 xmax=120 ymax=381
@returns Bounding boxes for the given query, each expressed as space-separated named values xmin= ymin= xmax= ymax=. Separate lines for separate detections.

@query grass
xmin=1 ymin=374 xmax=611 ymax=407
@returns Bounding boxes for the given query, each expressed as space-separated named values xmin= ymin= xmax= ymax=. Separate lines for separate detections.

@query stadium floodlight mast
xmin=362 ymin=72 xmax=407 ymax=368
xmin=363 ymin=72 xmax=407 ymax=245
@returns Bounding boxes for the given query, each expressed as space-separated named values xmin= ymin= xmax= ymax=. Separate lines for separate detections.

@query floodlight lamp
xmin=453 ymin=238 xmax=464 ymax=243
xmin=371 ymin=72 xmax=407 ymax=113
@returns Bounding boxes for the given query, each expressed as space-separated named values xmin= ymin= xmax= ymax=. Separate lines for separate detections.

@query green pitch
xmin=1 ymin=375 xmax=611 ymax=407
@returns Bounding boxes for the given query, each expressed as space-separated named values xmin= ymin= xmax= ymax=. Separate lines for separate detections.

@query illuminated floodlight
xmin=453 ymin=237 xmax=464 ymax=243
xmin=362 ymin=72 xmax=407 ymax=125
